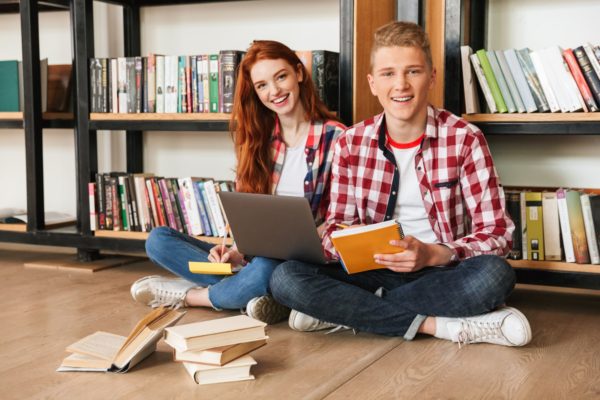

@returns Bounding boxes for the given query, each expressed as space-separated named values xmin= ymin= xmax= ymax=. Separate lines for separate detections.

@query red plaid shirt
xmin=322 ymin=106 xmax=514 ymax=261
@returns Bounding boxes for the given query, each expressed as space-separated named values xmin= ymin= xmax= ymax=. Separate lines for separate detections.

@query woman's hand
xmin=208 ymin=245 xmax=246 ymax=267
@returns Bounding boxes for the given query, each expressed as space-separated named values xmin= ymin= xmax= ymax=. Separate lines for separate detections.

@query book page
xmin=66 ymin=331 xmax=126 ymax=360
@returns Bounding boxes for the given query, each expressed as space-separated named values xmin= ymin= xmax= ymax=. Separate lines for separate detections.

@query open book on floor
xmin=330 ymin=219 xmax=405 ymax=274
xmin=57 ymin=307 xmax=185 ymax=373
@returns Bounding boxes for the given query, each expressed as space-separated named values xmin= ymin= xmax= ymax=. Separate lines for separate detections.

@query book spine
xmin=193 ymin=180 xmax=212 ymax=236
xmin=209 ymin=54 xmax=219 ymax=113
xmin=111 ymin=177 xmax=121 ymax=231
xmin=104 ymin=174 xmax=114 ymax=230
xmin=495 ymin=50 xmax=525 ymax=113
xmin=166 ymin=178 xmax=185 ymax=233
xmin=176 ymin=183 xmax=192 ymax=234
xmin=516 ymin=48 xmax=550 ymax=112
xmin=158 ymin=178 xmax=178 ymax=230
xmin=519 ymin=191 xmax=528 ymax=261
xmin=135 ymin=56 xmax=143 ymax=113
xmin=203 ymin=180 xmax=227 ymax=237
xmin=460 ymin=46 xmax=481 ymax=114
xmin=557 ymin=189 xmax=576 ymax=263
xmin=541 ymin=192 xmax=562 ymax=261
xmin=179 ymin=178 xmax=204 ymax=236
xmin=126 ymin=175 xmax=140 ymax=231
xmin=584 ymin=44 xmax=600 ymax=83
xmin=95 ymin=173 xmax=105 ymax=230
xmin=476 ymin=49 xmax=508 ymax=113
xmin=178 ymin=56 xmax=186 ymax=113
xmin=126 ymin=58 xmax=136 ymax=113
xmin=312 ymin=50 xmax=339 ymax=112
xmin=198 ymin=181 xmax=218 ymax=236
xmin=219 ymin=50 xmax=241 ymax=113
xmin=581 ymin=194 xmax=600 ymax=264
xmin=191 ymin=55 xmax=198 ymax=113
xmin=88 ymin=182 xmax=97 ymax=231
xmin=525 ymin=192 xmax=544 ymax=261
xmin=487 ymin=50 xmax=516 ymax=113
xmin=504 ymin=49 xmax=537 ymax=112
xmin=505 ymin=191 xmax=522 ymax=259
xmin=145 ymin=178 xmax=161 ymax=228
xmin=563 ymin=48 xmax=599 ymax=112
xmin=201 ymin=55 xmax=210 ymax=113
xmin=470 ymin=54 xmax=498 ymax=113
xmin=101 ymin=58 xmax=108 ymax=113
xmin=573 ymin=46 xmax=600 ymax=106
xmin=590 ymin=195 xmax=600 ymax=253
xmin=565 ymin=190 xmax=590 ymax=264
xmin=148 ymin=54 xmax=156 ymax=113
xmin=118 ymin=176 xmax=129 ymax=231
xmin=133 ymin=176 xmax=149 ymax=231
xmin=186 ymin=56 xmax=193 ymax=113
xmin=142 ymin=56 xmax=148 ymax=113
xmin=117 ymin=57 xmax=127 ymax=114
xmin=529 ymin=50 xmax=561 ymax=112
xmin=155 ymin=55 xmax=165 ymax=113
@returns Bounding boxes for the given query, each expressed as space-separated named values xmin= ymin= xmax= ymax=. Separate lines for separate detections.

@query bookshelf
xmin=440 ymin=0 xmax=600 ymax=289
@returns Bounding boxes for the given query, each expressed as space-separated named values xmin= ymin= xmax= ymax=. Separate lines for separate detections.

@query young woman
xmin=131 ymin=40 xmax=346 ymax=323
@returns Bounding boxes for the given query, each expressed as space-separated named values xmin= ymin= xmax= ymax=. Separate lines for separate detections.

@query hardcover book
xmin=565 ymin=190 xmax=590 ymax=264
xmin=182 ymin=355 xmax=257 ymax=385
xmin=515 ymin=48 xmax=550 ymax=112
xmin=525 ymin=192 xmax=544 ymax=261
xmin=174 ymin=339 xmax=266 ymax=366
xmin=542 ymin=192 xmax=562 ymax=261
xmin=469 ymin=53 xmax=497 ymax=113
xmin=312 ymin=50 xmax=339 ymax=112
xmin=209 ymin=54 xmax=219 ymax=113
xmin=460 ymin=46 xmax=481 ymax=114
xmin=556 ymin=189 xmax=576 ymax=263
xmin=164 ymin=315 xmax=267 ymax=352
xmin=503 ymin=49 xmax=537 ymax=112
xmin=58 ymin=307 xmax=185 ymax=373
xmin=0 ymin=60 xmax=19 ymax=111
xmin=486 ymin=50 xmax=516 ymax=113
xmin=476 ymin=49 xmax=507 ymax=113
xmin=219 ymin=50 xmax=244 ymax=113
xmin=495 ymin=50 xmax=525 ymax=113
xmin=563 ymin=48 xmax=599 ymax=112
xmin=505 ymin=190 xmax=522 ymax=260
xmin=580 ymin=193 xmax=600 ymax=264
xmin=330 ymin=219 xmax=405 ymax=274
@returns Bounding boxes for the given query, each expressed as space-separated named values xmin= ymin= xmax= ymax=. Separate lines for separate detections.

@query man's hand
xmin=373 ymin=236 xmax=453 ymax=273
xmin=208 ymin=245 xmax=245 ymax=267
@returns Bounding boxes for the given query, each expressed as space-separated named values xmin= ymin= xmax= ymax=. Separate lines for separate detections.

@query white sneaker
xmin=246 ymin=296 xmax=290 ymax=324
xmin=288 ymin=310 xmax=351 ymax=333
xmin=447 ymin=306 xmax=532 ymax=347
xmin=130 ymin=275 xmax=197 ymax=309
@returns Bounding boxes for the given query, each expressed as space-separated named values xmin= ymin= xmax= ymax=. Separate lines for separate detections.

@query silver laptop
xmin=218 ymin=192 xmax=328 ymax=264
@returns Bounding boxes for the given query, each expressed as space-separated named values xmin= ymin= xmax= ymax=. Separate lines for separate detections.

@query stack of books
xmin=163 ymin=315 xmax=268 ymax=385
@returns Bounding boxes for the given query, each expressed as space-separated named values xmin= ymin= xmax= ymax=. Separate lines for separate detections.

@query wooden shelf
xmin=509 ymin=259 xmax=600 ymax=274
xmin=0 ymin=112 xmax=22 ymax=120
xmin=89 ymin=113 xmax=231 ymax=131
xmin=94 ymin=229 xmax=233 ymax=246
xmin=90 ymin=113 xmax=230 ymax=121
xmin=0 ymin=224 xmax=26 ymax=232
xmin=464 ymin=113 xmax=600 ymax=123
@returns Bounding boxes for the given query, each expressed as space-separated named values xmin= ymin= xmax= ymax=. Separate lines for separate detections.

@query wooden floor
xmin=1 ymin=246 xmax=599 ymax=400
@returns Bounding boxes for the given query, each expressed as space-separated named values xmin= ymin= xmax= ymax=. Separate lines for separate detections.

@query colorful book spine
xmin=470 ymin=53 xmax=497 ymax=113
xmin=573 ymin=46 xmax=600 ymax=106
xmin=541 ymin=192 xmax=562 ymax=261
xmin=209 ymin=54 xmax=219 ymax=113
xmin=581 ymin=193 xmax=600 ymax=264
xmin=525 ymin=192 xmax=544 ymax=261
xmin=515 ymin=48 xmax=550 ymax=112
xmin=193 ymin=180 xmax=212 ymax=236
xmin=495 ymin=50 xmax=525 ymax=113
xmin=476 ymin=49 xmax=508 ymax=113
xmin=503 ymin=49 xmax=537 ymax=112
xmin=0 ymin=60 xmax=20 ymax=111
xmin=219 ymin=50 xmax=244 ymax=113
xmin=486 ymin=50 xmax=516 ymax=113
xmin=88 ymin=182 xmax=97 ymax=231
xmin=563 ymin=48 xmax=599 ymax=112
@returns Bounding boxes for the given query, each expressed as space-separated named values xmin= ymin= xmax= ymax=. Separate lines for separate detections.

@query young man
xmin=270 ymin=21 xmax=532 ymax=347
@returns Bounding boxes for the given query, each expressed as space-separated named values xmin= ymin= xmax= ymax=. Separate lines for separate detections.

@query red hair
xmin=230 ymin=40 xmax=338 ymax=194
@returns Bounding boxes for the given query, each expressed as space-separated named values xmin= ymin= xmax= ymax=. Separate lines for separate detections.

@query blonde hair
xmin=370 ymin=21 xmax=433 ymax=69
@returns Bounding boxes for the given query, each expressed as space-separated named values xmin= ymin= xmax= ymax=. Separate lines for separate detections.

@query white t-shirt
xmin=274 ymin=135 xmax=309 ymax=197
xmin=390 ymin=134 xmax=439 ymax=244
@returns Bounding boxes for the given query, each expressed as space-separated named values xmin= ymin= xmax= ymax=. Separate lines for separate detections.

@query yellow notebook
xmin=188 ymin=262 xmax=241 ymax=275
xmin=330 ymin=219 xmax=404 ymax=274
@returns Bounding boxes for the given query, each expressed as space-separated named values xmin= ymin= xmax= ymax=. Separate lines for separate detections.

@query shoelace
xmin=455 ymin=318 xmax=503 ymax=348
xmin=149 ymin=288 xmax=187 ymax=309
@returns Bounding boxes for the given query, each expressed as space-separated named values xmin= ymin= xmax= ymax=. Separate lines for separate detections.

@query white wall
xmin=0 ymin=0 xmax=339 ymax=215
xmin=485 ymin=0 xmax=600 ymax=188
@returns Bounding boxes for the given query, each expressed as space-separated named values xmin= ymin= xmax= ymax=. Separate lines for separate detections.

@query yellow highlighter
xmin=188 ymin=262 xmax=241 ymax=275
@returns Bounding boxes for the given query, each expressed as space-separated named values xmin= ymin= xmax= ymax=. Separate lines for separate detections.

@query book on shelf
xmin=469 ymin=53 xmax=497 ymax=113
xmin=460 ymin=46 xmax=481 ymax=114
xmin=565 ymin=190 xmax=590 ymax=264
xmin=588 ymin=194 xmax=600 ymax=257
xmin=312 ymin=50 xmax=339 ymax=112
xmin=173 ymin=338 xmax=266 ymax=366
xmin=528 ymin=50 xmax=561 ymax=112
xmin=505 ymin=191 xmax=522 ymax=260
xmin=164 ymin=315 xmax=267 ymax=352
xmin=563 ymin=48 xmax=599 ymax=112
xmin=503 ymin=49 xmax=538 ymax=113
xmin=209 ymin=54 xmax=219 ymax=113
xmin=540 ymin=47 xmax=584 ymax=112
xmin=57 ymin=307 xmax=185 ymax=372
xmin=486 ymin=50 xmax=516 ymax=113
xmin=573 ymin=46 xmax=600 ymax=106
xmin=182 ymin=355 xmax=257 ymax=385
xmin=556 ymin=189 xmax=576 ymax=263
xmin=524 ymin=192 xmax=544 ymax=261
xmin=515 ymin=48 xmax=550 ymax=112
xmin=219 ymin=50 xmax=244 ymax=113
xmin=330 ymin=219 xmax=405 ymax=274
xmin=583 ymin=44 xmax=600 ymax=85
xmin=494 ymin=50 xmax=525 ymax=113
xmin=542 ymin=191 xmax=562 ymax=261
xmin=520 ymin=191 xmax=528 ymax=261
xmin=580 ymin=194 xmax=600 ymax=264
xmin=47 ymin=64 xmax=73 ymax=112
xmin=0 ymin=60 xmax=20 ymax=111
xmin=476 ymin=49 xmax=508 ymax=113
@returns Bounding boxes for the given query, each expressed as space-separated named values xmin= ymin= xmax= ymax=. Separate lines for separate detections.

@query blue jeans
xmin=270 ymin=255 xmax=515 ymax=340
xmin=145 ymin=226 xmax=282 ymax=310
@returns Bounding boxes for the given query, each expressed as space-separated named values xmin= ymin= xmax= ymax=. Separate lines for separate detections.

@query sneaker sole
xmin=503 ymin=306 xmax=532 ymax=346
xmin=248 ymin=298 xmax=290 ymax=325
xmin=130 ymin=275 xmax=163 ymax=303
